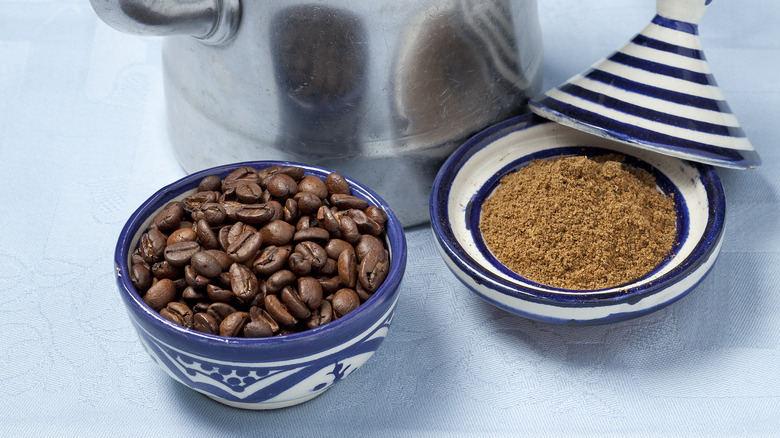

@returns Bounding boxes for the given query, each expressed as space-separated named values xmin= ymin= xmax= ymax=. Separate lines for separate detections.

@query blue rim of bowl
xmin=430 ymin=113 xmax=725 ymax=307
xmin=115 ymin=160 xmax=407 ymax=348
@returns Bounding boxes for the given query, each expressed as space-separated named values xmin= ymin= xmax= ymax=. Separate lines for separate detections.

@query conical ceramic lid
xmin=530 ymin=0 xmax=761 ymax=169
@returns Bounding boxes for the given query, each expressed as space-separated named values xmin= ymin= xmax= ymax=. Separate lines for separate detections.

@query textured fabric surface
xmin=1 ymin=0 xmax=778 ymax=436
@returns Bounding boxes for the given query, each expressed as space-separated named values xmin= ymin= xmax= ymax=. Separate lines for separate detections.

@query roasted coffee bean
xmin=131 ymin=249 xmax=148 ymax=267
xmin=325 ymin=239 xmax=354 ymax=260
xmin=365 ymin=206 xmax=387 ymax=230
xmin=275 ymin=166 xmax=305 ymax=181
xmin=193 ymin=312 xmax=219 ymax=334
xmin=356 ymin=234 xmax=385 ymax=262
xmin=154 ymin=202 xmax=184 ymax=231
xmin=227 ymin=230 xmax=262 ymax=263
xmin=318 ymin=258 xmax=338 ymax=276
xmin=336 ymin=214 xmax=360 ymax=244
xmin=220 ymin=200 xmax=243 ymax=221
xmin=250 ymin=306 xmax=280 ymax=333
xmin=337 ymin=249 xmax=357 ymax=288
xmin=226 ymin=222 xmax=255 ymax=248
xmin=130 ymin=263 xmax=153 ymax=292
xmin=173 ymin=277 xmax=188 ymax=291
xmin=293 ymin=226 xmax=329 ymax=242
xmin=219 ymin=311 xmax=249 ymax=337
xmin=194 ymin=219 xmax=219 ymax=249
xmin=236 ymin=203 xmax=275 ymax=224
xmin=293 ymin=191 xmax=322 ymax=214
xmin=265 ymin=200 xmax=284 ymax=222
xmin=265 ymin=294 xmax=297 ymax=327
xmin=355 ymin=281 xmax=373 ymax=301
xmin=288 ymin=251 xmax=312 ymax=276
xmin=325 ymin=172 xmax=350 ymax=195
xmin=217 ymin=224 xmax=232 ymax=251
xmin=167 ymin=227 xmax=197 ymax=246
xmin=182 ymin=191 xmax=219 ymax=212
xmin=164 ymin=240 xmax=200 ymax=267
xmin=184 ymin=265 xmax=211 ymax=288
xmin=330 ymin=194 xmax=368 ymax=210
xmin=236 ymin=182 xmax=264 ymax=203
xmin=182 ymin=285 xmax=206 ymax=301
xmin=348 ymin=209 xmax=382 ymax=236
xmin=332 ymin=288 xmax=360 ymax=317
xmin=217 ymin=271 xmax=232 ymax=288
xmin=295 ymin=241 xmax=328 ymax=269
xmin=296 ymin=215 xmax=312 ymax=231
xmin=193 ymin=302 xmax=211 ymax=313
xmin=359 ymin=249 xmax=389 ymax=292
xmin=266 ymin=174 xmax=298 ymax=198
xmin=298 ymin=175 xmax=329 ymax=199
xmin=222 ymin=166 xmax=260 ymax=192
xmin=298 ymin=276 xmax=323 ymax=309
xmin=283 ymin=198 xmax=299 ymax=223
xmin=190 ymin=251 xmax=222 ymax=278
xmin=139 ymin=228 xmax=167 ymax=264
xmin=196 ymin=202 xmax=227 ymax=226
xmin=266 ymin=269 xmax=297 ymax=294
xmin=206 ymin=284 xmax=235 ymax=303
xmin=160 ymin=302 xmax=194 ymax=328
xmin=203 ymin=249 xmax=232 ymax=271
xmin=316 ymin=206 xmax=339 ymax=235
xmin=206 ymin=302 xmax=237 ymax=325
xmin=244 ymin=320 xmax=273 ymax=338
xmin=151 ymin=260 xmax=180 ymax=280
xmin=318 ymin=275 xmax=342 ymax=294
xmin=198 ymin=175 xmax=222 ymax=192
xmin=229 ymin=263 xmax=259 ymax=303
xmin=260 ymin=220 xmax=295 ymax=246
xmin=281 ymin=286 xmax=311 ymax=319
xmin=144 ymin=278 xmax=176 ymax=311
xmin=253 ymin=245 xmax=292 ymax=276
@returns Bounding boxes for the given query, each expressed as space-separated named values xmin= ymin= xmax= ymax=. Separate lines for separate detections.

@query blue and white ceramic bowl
xmin=430 ymin=114 xmax=725 ymax=325
xmin=115 ymin=161 xmax=407 ymax=409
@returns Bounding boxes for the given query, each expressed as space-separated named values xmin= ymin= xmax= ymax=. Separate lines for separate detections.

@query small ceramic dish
xmin=115 ymin=161 xmax=407 ymax=409
xmin=430 ymin=113 xmax=725 ymax=325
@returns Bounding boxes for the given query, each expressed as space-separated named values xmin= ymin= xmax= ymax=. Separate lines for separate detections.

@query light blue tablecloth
xmin=2 ymin=1 xmax=778 ymax=436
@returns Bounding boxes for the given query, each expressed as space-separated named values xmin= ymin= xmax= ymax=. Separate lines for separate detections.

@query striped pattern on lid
xmin=531 ymin=13 xmax=761 ymax=168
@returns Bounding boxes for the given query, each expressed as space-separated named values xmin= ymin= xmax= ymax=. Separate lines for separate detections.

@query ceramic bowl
xmin=115 ymin=161 xmax=407 ymax=409
xmin=430 ymin=114 xmax=725 ymax=325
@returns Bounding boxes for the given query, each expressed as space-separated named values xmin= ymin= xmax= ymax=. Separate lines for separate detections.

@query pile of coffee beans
xmin=129 ymin=165 xmax=391 ymax=338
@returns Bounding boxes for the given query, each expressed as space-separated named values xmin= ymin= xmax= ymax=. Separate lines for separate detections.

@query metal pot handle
xmin=90 ymin=0 xmax=241 ymax=45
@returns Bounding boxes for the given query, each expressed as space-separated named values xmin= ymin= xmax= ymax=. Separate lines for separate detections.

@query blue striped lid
xmin=530 ymin=0 xmax=761 ymax=169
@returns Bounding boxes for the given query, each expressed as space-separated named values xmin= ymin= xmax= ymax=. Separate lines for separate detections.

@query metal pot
xmin=91 ymin=0 xmax=543 ymax=226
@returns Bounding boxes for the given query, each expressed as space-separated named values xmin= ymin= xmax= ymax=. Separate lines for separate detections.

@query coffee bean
xmin=359 ymin=248 xmax=389 ymax=292
xmin=144 ymin=278 xmax=176 ymax=311
xmin=139 ymin=228 xmax=167 ymax=264
xmin=295 ymin=241 xmax=328 ymax=269
xmin=266 ymin=174 xmax=298 ymax=198
xmin=198 ymin=175 xmax=222 ymax=192
xmin=151 ymin=260 xmax=180 ymax=280
xmin=324 ymin=172 xmax=350 ymax=195
xmin=336 ymin=214 xmax=360 ymax=244
xmin=283 ymin=198 xmax=299 ymax=223
xmin=154 ymin=202 xmax=184 ymax=231
xmin=318 ymin=257 xmax=338 ymax=276
xmin=365 ymin=206 xmax=387 ymax=231
xmin=184 ymin=264 xmax=211 ymax=288
xmin=182 ymin=191 xmax=219 ymax=213
xmin=130 ymin=263 xmax=153 ymax=292
xmin=226 ymin=230 xmax=262 ymax=263
xmin=332 ymin=288 xmax=360 ymax=318
xmin=190 ymin=251 xmax=222 ymax=278
xmin=206 ymin=302 xmax=237 ymax=325
xmin=193 ymin=312 xmax=219 ymax=334
xmin=293 ymin=226 xmax=329 ymax=243
xmin=236 ymin=203 xmax=275 ymax=224
xmin=236 ymin=182 xmax=264 ymax=203
xmin=164 ymin=240 xmax=200 ymax=267
xmin=348 ymin=209 xmax=382 ymax=236
xmin=229 ymin=263 xmax=259 ymax=303
xmin=197 ymin=202 xmax=227 ymax=226
xmin=266 ymin=269 xmax=297 ymax=294
xmin=206 ymin=284 xmax=235 ymax=303
xmin=260 ymin=220 xmax=295 ymax=246
xmin=265 ymin=294 xmax=297 ymax=327
xmin=288 ymin=251 xmax=312 ymax=276
xmin=219 ymin=311 xmax=249 ymax=337
xmin=182 ymin=285 xmax=206 ymax=301
xmin=253 ymin=245 xmax=292 ymax=276
xmin=298 ymin=175 xmax=328 ymax=199
xmin=281 ymin=286 xmax=311 ymax=319
xmin=325 ymin=239 xmax=354 ymax=260
xmin=244 ymin=320 xmax=273 ymax=338
xmin=160 ymin=302 xmax=194 ymax=328
xmin=330 ymin=194 xmax=368 ymax=210
xmin=222 ymin=166 xmax=261 ymax=192
xmin=298 ymin=276 xmax=323 ymax=309
xmin=167 ymin=227 xmax=197 ymax=246
xmin=355 ymin=234 xmax=385 ymax=262
xmin=293 ymin=191 xmax=322 ymax=214
xmin=337 ymin=249 xmax=357 ymax=288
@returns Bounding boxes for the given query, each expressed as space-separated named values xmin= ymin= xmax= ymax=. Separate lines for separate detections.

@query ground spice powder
xmin=478 ymin=155 xmax=677 ymax=290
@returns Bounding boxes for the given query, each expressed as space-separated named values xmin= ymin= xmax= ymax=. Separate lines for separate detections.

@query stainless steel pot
xmin=91 ymin=0 xmax=543 ymax=226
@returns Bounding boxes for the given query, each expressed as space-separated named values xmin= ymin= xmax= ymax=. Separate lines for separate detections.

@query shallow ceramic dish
xmin=430 ymin=114 xmax=725 ymax=325
xmin=115 ymin=161 xmax=407 ymax=409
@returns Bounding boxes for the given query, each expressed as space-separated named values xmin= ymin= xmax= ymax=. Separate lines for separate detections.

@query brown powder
xmin=478 ymin=154 xmax=677 ymax=290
